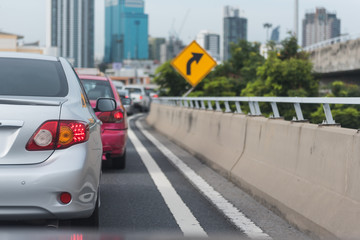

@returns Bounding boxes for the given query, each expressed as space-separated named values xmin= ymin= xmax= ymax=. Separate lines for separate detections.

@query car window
xmin=81 ymin=79 xmax=115 ymax=100
xmin=145 ymin=89 xmax=156 ymax=95
xmin=0 ymin=58 xmax=68 ymax=97
xmin=117 ymin=90 xmax=129 ymax=96
xmin=125 ymin=88 xmax=142 ymax=94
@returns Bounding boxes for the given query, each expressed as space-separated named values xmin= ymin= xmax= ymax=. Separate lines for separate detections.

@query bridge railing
xmin=303 ymin=33 xmax=360 ymax=52
xmin=153 ymin=97 xmax=360 ymax=125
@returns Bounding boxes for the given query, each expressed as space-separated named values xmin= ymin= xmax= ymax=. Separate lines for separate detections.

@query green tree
xmin=191 ymin=40 xmax=264 ymax=97
xmin=97 ymin=62 xmax=108 ymax=73
xmin=153 ymin=61 xmax=190 ymax=96
xmin=227 ymin=40 xmax=264 ymax=77
xmin=241 ymin=34 xmax=319 ymax=119
xmin=202 ymin=76 xmax=236 ymax=96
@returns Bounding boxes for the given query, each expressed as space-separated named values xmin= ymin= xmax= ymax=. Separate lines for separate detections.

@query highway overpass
xmin=306 ymin=35 xmax=360 ymax=83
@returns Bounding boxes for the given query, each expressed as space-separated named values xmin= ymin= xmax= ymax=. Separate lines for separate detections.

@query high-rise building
xmin=196 ymin=30 xmax=220 ymax=61
xmin=159 ymin=37 xmax=184 ymax=64
xmin=302 ymin=8 xmax=341 ymax=47
xmin=149 ymin=37 xmax=166 ymax=63
xmin=223 ymin=6 xmax=247 ymax=61
xmin=49 ymin=0 xmax=95 ymax=67
xmin=270 ymin=26 xmax=280 ymax=43
xmin=104 ymin=0 xmax=149 ymax=63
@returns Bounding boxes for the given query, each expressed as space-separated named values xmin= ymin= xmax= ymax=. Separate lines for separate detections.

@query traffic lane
xmin=138 ymin=117 xmax=314 ymax=240
xmin=99 ymin=115 xmax=243 ymax=237
xmin=100 ymin=138 xmax=182 ymax=235
xmin=125 ymin=116 xmax=242 ymax=237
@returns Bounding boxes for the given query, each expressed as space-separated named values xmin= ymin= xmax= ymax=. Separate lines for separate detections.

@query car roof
xmin=124 ymin=85 xmax=145 ymax=88
xmin=78 ymin=74 xmax=109 ymax=81
xmin=124 ymin=84 xmax=158 ymax=89
xmin=118 ymin=89 xmax=129 ymax=93
xmin=0 ymin=52 xmax=59 ymax=61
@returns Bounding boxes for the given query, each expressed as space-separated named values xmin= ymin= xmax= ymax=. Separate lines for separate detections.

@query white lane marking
xmin=128 ymin=117 xmax=207 ymax=237
xmin=136 ymin=119 xmax=272 ymax=240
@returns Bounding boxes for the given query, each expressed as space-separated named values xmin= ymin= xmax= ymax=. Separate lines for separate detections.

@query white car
xmin=122 ymin=85 xmax=151 ymax=112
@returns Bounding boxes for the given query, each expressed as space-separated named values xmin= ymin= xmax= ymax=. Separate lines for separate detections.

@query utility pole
xmin=294 ymin=0 xmax=299 ymax=40
xmin=263 ymin=23 xmax=272 ymax=41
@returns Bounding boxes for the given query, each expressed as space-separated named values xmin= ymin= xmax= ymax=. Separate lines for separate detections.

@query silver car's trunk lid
xmin=0 ymin=97 xmax=65 ymax=165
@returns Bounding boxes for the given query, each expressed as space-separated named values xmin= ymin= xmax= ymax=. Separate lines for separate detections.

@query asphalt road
xmin=99 ymin=114 xmax=315 ymax=240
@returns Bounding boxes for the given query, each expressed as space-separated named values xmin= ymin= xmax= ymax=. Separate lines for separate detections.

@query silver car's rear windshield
xmin=0 ymin=58 xmax=68 ymax=97
xmin=125 ymin=88 xmax=141 ymax=94
xmin=81 ymin=79 xmax=115 ymax=100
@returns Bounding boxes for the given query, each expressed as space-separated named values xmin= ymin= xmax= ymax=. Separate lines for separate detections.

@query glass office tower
xmin=223 ymin=6 xmax=247 ymax=61
xmin=105 ymin=0 xmax=149 ymax=63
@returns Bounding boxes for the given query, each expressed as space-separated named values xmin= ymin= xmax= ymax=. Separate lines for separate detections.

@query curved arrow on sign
xmin=186 ymin=53 xmax=203 ymax=75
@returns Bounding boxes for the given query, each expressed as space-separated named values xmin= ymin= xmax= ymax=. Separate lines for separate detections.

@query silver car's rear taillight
xmin=26 ymin=120 xmax=89 ymax=151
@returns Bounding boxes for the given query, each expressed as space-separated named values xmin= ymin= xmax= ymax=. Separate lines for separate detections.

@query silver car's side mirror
xmin=95 ymin=98 xmax=116 ymax=112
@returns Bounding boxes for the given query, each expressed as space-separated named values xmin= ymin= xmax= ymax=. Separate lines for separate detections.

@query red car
xmin=79 ymin=74 xmax=128 ymax=169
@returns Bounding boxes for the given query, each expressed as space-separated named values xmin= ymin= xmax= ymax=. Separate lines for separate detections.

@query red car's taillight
xmin=97 ymin=110 xmax=124 ymax=123
xmin=26 ymin=120 xmax=89 ymax=151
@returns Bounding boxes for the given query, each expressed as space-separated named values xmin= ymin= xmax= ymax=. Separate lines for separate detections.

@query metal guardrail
xmin=154 ymin=97 xmax=360 ymax=125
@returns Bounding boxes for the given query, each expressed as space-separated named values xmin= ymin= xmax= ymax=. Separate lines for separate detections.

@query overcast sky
xmin=0 ymin=0 xmax=359 ymax=59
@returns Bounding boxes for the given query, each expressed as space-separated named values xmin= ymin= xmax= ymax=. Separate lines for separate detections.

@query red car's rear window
xmin=81 ymin=79 xmax=115 ymax=100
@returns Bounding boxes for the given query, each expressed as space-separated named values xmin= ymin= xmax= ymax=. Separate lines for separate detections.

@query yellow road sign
xmin=171 ymin=40 xmax=217 ymax=87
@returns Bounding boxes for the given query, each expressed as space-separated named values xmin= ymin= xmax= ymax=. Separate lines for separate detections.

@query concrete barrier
xmin=146 ymin=103 xmax=360 ymax=240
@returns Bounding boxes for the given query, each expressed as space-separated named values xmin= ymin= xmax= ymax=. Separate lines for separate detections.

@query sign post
xmin=171 ymin=40 xmax=217 ymax=91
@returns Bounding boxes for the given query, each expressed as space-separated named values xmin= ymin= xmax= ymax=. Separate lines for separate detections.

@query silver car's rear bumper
xmin=0 ymin=143 xmax=101 ymax=220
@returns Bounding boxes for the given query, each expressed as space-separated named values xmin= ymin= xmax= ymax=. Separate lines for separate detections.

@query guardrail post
xmin=208 ymin=101 xmax=213 ymax=110
xmin=200 ymin=101 xmax=206 ymax=110
xmin=249 ymin=101 xmax=261 ymax=115
xmin=224 ymin=101 xmax=231 ymax=113
xmin=270 ymin=102 xmax=280 ymax=118
xmin=215 ymin=101 xmax=222 ymax=112
xmin=249 ymin=102 xmax=256 ymax=115
xmin=189 ymin=100 xmax=194 ymax=108
xmin=235 ymin=101 xmax=242 ymax=114
xmin=179 ymin=100 xmax=183 ymax=107
xmin=294 ymin=103 xmax=304 ymax=121
xmin=195 ymin=100 xmax=200 ymax=109
xmin=323 ymin=103 xmax=335 ymax=124
xmin=254 ymin=102 xmax=261 ymax=115
xmin=184 ymin=100 xmax=189 ymax=108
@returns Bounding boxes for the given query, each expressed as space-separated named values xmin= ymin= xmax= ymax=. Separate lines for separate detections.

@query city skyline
xmin=0 ymin=0 xmax=359 ymax=60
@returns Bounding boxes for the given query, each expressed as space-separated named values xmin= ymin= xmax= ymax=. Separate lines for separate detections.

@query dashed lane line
xmin=136 ymin=118 xmax=272 ymax=240
xmin=128 ymin=116 xmax=207 ymax=237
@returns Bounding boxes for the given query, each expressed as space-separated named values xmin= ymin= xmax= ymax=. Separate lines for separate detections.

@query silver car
xmin=123 ymin=85 xmax=151 ymax=112
xmin=0 ymin=52 xmax=115 ymax=227
xmin=117 ymin=89 xmax=134 ymax=115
